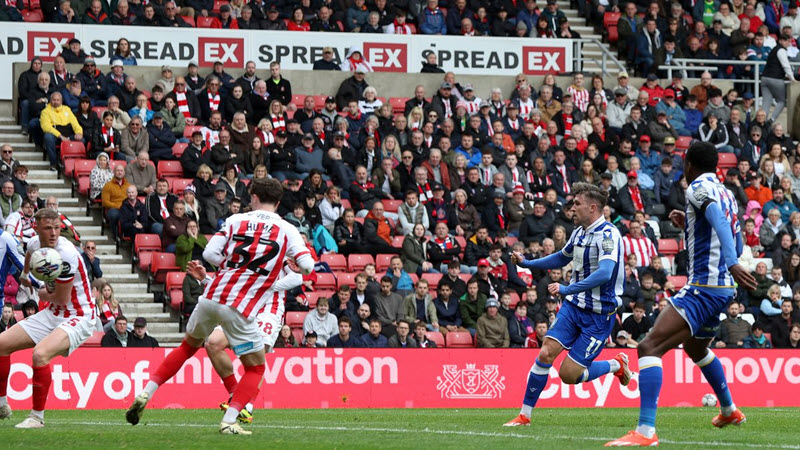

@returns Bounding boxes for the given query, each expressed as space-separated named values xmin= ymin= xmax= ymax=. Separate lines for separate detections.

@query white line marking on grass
xmin=45 ymin=420 xmax=800 ymax=449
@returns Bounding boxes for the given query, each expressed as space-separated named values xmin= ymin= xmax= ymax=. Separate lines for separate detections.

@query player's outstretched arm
xmin=202 ymin=234 xmax=228 ymax=268
xmin=704 ymin=202 xmax=757 ymax=290
xmin=557 ymin=259 xmax=615 ymax=296
xmin=511 ymin=251 xmax=571 ymax=270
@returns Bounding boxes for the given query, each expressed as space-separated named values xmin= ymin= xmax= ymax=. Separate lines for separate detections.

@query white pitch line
xmin=43 ymin=420 xmax=800 ymax=449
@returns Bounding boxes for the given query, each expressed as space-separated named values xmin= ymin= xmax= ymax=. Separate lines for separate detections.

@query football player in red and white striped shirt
xmin=127 ymin=178 xmax=314 ymax=435
xmin=622 ymin=221 xmax=658 ymax=268
xmin=0 ymin=209 xmax=95 ymax=429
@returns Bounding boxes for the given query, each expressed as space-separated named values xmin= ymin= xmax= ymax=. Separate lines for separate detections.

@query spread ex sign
xmin=198 ymin=37 xmax=244 ymax=67
xmin=521 ymin=46 xmax=566 ymax=75
xmin=363 ymin=42 xmax=407 ymax=72
xmin=28 ymin=32 xmax=75 ymax=62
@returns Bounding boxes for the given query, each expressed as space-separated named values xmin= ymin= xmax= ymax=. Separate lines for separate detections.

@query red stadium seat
xmin=291 ymin=94 xmax=306 ymax=108
xmin=184 ymin=125 xmax=202 ymax=139
xmin=354 ymin=217 xmax=365 ymax=225
xmin=445 ymin=331 xmax=474 ymax=348
xmin=348 ymin=254 xmax=374 ymax=272
xmin=603 ymin=11 xmax=621 ymax=27
xmin=172 ymin=142 xmax=188 ymax=158
xmin=165 ymin=271 xmax=186 ymax=312
xmin=196 ymin=15 xmax=221 ymax=28
xmin=608 ymin=25 xmax=619 ymax=44
xmin=389 ymin=97 xmax=409 ymax=114
xmin=92 ymin=106 xmax=108 ymax=118
xmin=459 ymin=273 xmax=472 ymax=283
xmin=316 ymin=272 xmax=337 ymax=290
xmin=110 ymin=160 xmax=126 ymax=170
xmin=455 ymin=236 xmax=467 ymax=249
xmin=72 ymin=159 xmax=96 ymax=179
xmin=505 ymin=236 xmax=518 ymax=248
xmin=22 ymin=9 xmax=43 ymax=21
xmin=61 ymin=141 xmax=86 ymax=161
xmin=718 ymin=153 xmax=737 ymax=169
xmin=212 ymin=0 xmax=229 ymax=13
xmin=408 ymin=273 xmax=419 ymax=284
xmin=676 ymin=136 xmax=692 ymax=150
xmin=14 ymin=310 xmax=23 ymax=322
xmin=321 ymin=253 xmax=347 ymax=271
xmin=375 ymin=254 xmax=393 ymax=272
xmin=425 ymin=331 xmax=445 ymax=347
xmin=667 ymin=275 xmax=687 ymax=289
xmin=24 ymin=0 xmax=40 ymax=9
xmin=421 ymin=273 xmax=442 ymax=290
xmin=140 ymin=89 xmax=151 ymax=99
xmin=340 ymin=199 xmax=351 ymax=210
xmin=313 ymin=95 xmax=328 ymax=109
xmin=391 ymin=236 xmax=404 ymax=248
xmin=292 ymin=328 xmax=304 ymax=343
xmin=77 ymin=176 xmax=90 ymax=197
xmin=158 ymin=160 xmax=183 ymax=179
xmin=658 ymin=238 xmax=680 ymax=256
xmin=81 ymin=332 xmax=105 ymax=348
xmin=285 ymin=311 xmax=307 ymax=329
xmin=181 ymin=15 xmax=195 ymax=27
xmin=383 ymin=199 xmax=402 ymax=213
xmin=171 ymin=178 xmax=193 ymax=195
xmin=336 ymin=272 xmax=357 ymax=288
xmin=149 ymin=253 xmax=180 ymax=292
xmin=134 ymin=234 xmax=162 ymax=273
xmin=306 ymin=291 xmax=332 ymax=309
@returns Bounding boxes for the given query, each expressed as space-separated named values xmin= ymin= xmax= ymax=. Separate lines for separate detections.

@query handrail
xmin=571 ymin=38 xmax=627 ymax=78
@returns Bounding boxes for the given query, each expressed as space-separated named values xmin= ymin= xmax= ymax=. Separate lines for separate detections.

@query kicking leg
xmin=220 ymin=349 xmax=265 ymax=435
xmin=606 ymin=304 xmax=691 ymax=446
xmin=504 ymin=337 xmax=563 ymax=426
xmin=683 ymin=337 xmax=745 ymax=427
xmin=16 ymin=328 xmax=71 ymax=428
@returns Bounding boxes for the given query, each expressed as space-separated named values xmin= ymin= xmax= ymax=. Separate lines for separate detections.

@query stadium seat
xmin=172 ymin=142 xmax=188 ymax=158
xmin=316 ymin=272 xmax=337 ymax=290
xmin=321 ymin=253 xmax=347 ymax=271
xmin=409 ymin=273 xmax=419 ymax=285
xmin=181 ymin=15 xmax=195 ymax=27
xmin=312 ymin=95 xmax=327 ymax=109
xmin=375 ymin=254 xmax=393 ymax=272
xmin=165 ymin=272 xmax=186 ymax=313
xmin=667 ymin=275 xmax=687 ymax=289
xmin=61 ymin=141 xmax=86 ymax=162
xmin=348 ymin=254 xmax=374 ymax=271
xmin=285 ymin=311 xmax=307 ymax=328
xmin=196 ymin=15 xmax=221 ymax=28
xmin=92 ymin=106 xmax=108 ymax=118
xmin=184 ymin=125 xmax=202 ymax=139
xmin=212 ymin=0 xmax=229 ymax=13
xmin=171 ymin=178 xmax=193 ymax=195
xmin=676 ymin=136 xmax=692 ymax=150
xmin=603 ymin=11 xmax=621 ymax=28
xmin=458 ymin=273 xmax=472 ymax=283
xmin=336 ymin=272 xmax=357 ymax=288
xmin=24 ymin=0 xmax=41 ymax=9
xmin=134 ymin=233 xmax=161 ymax=273
xmin=391 ymin=236 xmax=404 ymax=248
xmin=149 ymin=252 xmax=180 ymax=292
xmin=509 ymin=292 xmax=521 ymax=309
xmin=22 ymin=9 xmax=43 ymax=21
xmin=72 ymin=159 xmax=95 ymax=179
xmin=306 ymin=291 xmax=332 ymax=309
xmin=657 ymin=238 xmax=679 ymax=256
xmin=389 ymin=97 xmax=408 ymax=114
xmin=455 ymin=236 xmax=467 ymax=249
xmin=340 ymin=199 xmax=351 ymax=210
xmin=608 ymin=25 xmax=619 ymax=44
xmin=291 ymin=94 xmax=306 ymax=109
xmin=421 ymin=273 xmax=442 ymax=289
xmin=81 ymin=332 xmax=105 ymax=348
xmin=383 ymin=199 xmax=402 ymax=213
xmin=505 ymin=236 xmax=518 ymax=248
xmin=14 ymin=310 xmax=23 ymax=322
xmin=354 ymin=217 xmax=365 ymax=225
xmin=718 ymin=153 xmax=737 ymax=169
xmin=77 ymin=176 xmax=90 ymax=197
xmin=158 ymin=160 xmax=183 ymax=179
xmin=445 ymin=331 xmax=474 ymax=348
xmin=425 ymin=331 xmax=445 ymax=347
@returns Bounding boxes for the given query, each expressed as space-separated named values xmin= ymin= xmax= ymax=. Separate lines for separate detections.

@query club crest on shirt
xmin=602 ymin=230 xmax=614 ymax=254
xmin=693 ymin=185 xmax=709 ymax=203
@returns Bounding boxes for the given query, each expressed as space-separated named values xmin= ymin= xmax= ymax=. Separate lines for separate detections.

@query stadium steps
xmin=556 ymin=0 xmax=623 ymax=77
xmin=0 ymin=117 xmax=183 ymax=346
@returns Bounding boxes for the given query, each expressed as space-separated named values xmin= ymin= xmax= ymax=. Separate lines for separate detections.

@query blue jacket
xmin=346 ymin=6 xmax=369 ymax=31
xmin=684 ymin=108 xmax=703 ymax=132
xmin=147 ymin=122 xmax=177 ymax=152
xmin=763 ymin=198 xmax=798 ymax=223
xmin=385 ymin=269 xmax=414 ymax=292
xmin=764 ymin=1 xmax=787 ymax=34
xmin=516 ymin=8 xmax=539 ymax=34
xmin=109 ymin=54 xmax=138 ymax=66
xmin=635 ymin=148 xmax=661 ymax=177
xmin=359 ymin=333 xmax=388 ymax=348
xmin=129 ymin=107 xmax=154 ymax=126
xmin=446 ymin=6 xmax=472 ymax=35
xmin=420 ymin=7 xmax=446 ymax=34
xmin=434 ymin=296 xmax=462 ymax=327
xmin=655 ymin=101 xmax=686 ymax=130
xmin=327 ymin=334 xmax=361 ymax=348
xmin=61 ymin=88 xmax=89 ymax=111
xmin=635 ymin=29 xmax=661 ymax=64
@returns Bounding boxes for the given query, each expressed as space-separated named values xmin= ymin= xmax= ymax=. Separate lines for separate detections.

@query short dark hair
xmin=248 ymin=178 xmax=283 ymax=205
xmin=338 ymin=316 xmax=352 ymax=326
xmin=338 ymin=284 xmax=351 ymax=293
xmin=116 ymin=315 xmax=128 ymax=323
xmin=572 ymin=182 xmax=608 ymax=208
xmin=633 ymin=302 xmax=645 ymax=311
xmin=380 ymin=275 xmax=393 ymax=284
xmin=686 ymin=142 xmax=718 ymax=173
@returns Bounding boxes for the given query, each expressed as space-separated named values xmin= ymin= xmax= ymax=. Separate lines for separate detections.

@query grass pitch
xmin=0 ymin=407 xmax=796 ymax=448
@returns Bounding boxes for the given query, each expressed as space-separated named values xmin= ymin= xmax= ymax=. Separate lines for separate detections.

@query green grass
xmin=0 ymin=407 xmax=797 ymax=448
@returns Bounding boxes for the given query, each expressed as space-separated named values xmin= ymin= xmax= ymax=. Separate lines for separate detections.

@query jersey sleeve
xmin=203 ymin=217 xmax=234 ymax=267
xmin=686 ymin=180 xmax=716 ymax=213
xmin=561 ymin=227 xmax=581 ymax=258
xmin=1 ymin=231 xmax=24 ymax=271
xmin=56 ymin=239 xmax=79 ymax=284
xmin=597 ymin=227 xmax=622 ymax=263
xmin=282 ymin=221 xmax=315 ymax=273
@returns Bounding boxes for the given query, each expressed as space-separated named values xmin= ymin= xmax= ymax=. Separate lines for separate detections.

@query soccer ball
xmin=702 ymin=393 xmax=718 ymax=407
xmin=29 ymin=247 xmax=63 ymax=282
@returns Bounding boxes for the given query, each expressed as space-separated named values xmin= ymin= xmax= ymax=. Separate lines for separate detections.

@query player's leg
xmin=605 ymin=303 xmax=692 ymax=446
xmin=684 ymin=337 xmax=746 ymax=427
xmin=220 ymin=349 xmax=265 ymax=435
xmin=558 ymin=312 xmax=626 ymax=385
xmin=206 ymin=329 xmax=238 ymax=395
xmin=0 ymin=326 xmax=36 ymax=419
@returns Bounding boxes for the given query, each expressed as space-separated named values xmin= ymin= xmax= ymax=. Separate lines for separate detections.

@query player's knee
xmin=205 ymin=336 xmax=227 ymax=354
xmin=537 ymin=346 xmax=556 ymax=365
xmin=31 ymin=349 xmax=51 ymax=367
xmin=558 ymin=366 xmax=582 ymax=384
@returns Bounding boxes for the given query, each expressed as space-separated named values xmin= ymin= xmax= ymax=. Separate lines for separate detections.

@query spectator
xmin=101 ymin=164 xmax=131 ymax=235
xmin=302 ymin=297 xmax=338 ymax=346
xmin=413 ymin=321 xmax=437 ymax=347
xmin=364 ymin=201 xmax=399 ymax=255
xmin=622 ymin=302 xmax=653 ymax=346
xmin=359 ymin=319 xmax=389 ymax=347
xmin=182 ymin=265 xmax=203 ymax=316
xmin=128 ymin=317 xmax=160 ymax=347
xmin=404 ymin=278 xmax=438 ymax=330
xmin=373 ymin=275 xmax=405 ymax=336
xmin=476 ymin=298 xmax=510 ymax=348
xmin=716 ymin=302 xmax=751 ymax=348
xmin=742 ymin=323 xmax=773 ymax=348
xmin=161 ymin=199 xmax=191 ymax=253
xmin=0 ymin=303 xmax=16 ymax=332
xmin=459 ymin=278 xmax=487 ymax=336
xmin=327 ymin=317 xmax=361 ymax=348
xmin=125 ymin=151 xmax=157 ymax=196
xmin=119 ymin=117 xmax=148 ymax=162
xmin=101 ymin=316 xmax=133 ymax=347
xmin=81 ymin=241 xmax=102 ymax=282
xmin=118 ymin=185 xmax=148 ymax=239
xmin=508 ymin=302 xmax=534 ymax=348
xmin=769 ymin=299 xmax=795 ymax=347
xmin=145 ymin=112 xmax=177 ymax=164
xmin=273 ymin=325 xmax=299 ymax=348
xmin=313 ymin=46 xmax=341 ymax=71
xmin=388 ymin=319 xmax=419 ymax=347
xmin=40 ymin=92 xmax=82 ymax=171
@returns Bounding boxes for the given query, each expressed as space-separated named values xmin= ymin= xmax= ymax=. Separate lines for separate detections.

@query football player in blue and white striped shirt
xmin=607 ymin=142 xmax=757 ymax=447
xmin=504 ymin=183 xmax=631 ymax=427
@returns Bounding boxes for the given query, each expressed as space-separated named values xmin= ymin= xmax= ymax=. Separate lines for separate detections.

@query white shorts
xmin=256 ymin=301 xmax=285 ymax=348
xmin=18 ymin=309 xmax=95 ymax=356
xmin=187 ymin=297 xmax=263 ymax=356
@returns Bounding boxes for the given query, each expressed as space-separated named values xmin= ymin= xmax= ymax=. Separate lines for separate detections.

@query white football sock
xmin=636 ymin=424 xmax=655 ymax=438
xmin=520 ymin=404 xmax=533 ymax=418
xmin=721 ymin=404 xmax=736 ymax=417
xmin=143 ymin=381 xmax=159 ymax=397
xmin=222 ymin=406 xmax=240 ymax=424
xmin=608 ymin=359 xmax=621 ymax=373
xmin=31 ymin=409 xmax=44 ymax=420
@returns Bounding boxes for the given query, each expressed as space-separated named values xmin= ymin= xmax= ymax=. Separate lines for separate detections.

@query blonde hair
xmin=196 ymin=163 xmax=213 ymax=177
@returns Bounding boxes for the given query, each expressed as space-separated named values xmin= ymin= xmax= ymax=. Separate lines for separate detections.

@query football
xmin=702 ymin=393 xmax=718 ymax=407
xmin=29 ymin=247 xmax=63 ymax=282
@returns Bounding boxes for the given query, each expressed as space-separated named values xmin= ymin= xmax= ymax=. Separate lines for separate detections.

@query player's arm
xmin=40 ymin=252 xmax=77 ymax=304
xmin=202 ymin=226 xmax=230 ymax=268
xmin=285 ymin=226 xmax=315 ymax=275
xmin=512 ymin=251 xmax=571 ymax=270
xmin=558 ymin=259 xmax=615 ymax=295
xmin=272 ymin=265 xmax=303 ymax=291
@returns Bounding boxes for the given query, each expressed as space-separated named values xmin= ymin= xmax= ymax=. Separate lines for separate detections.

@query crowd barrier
xmin=0 ymin=23 xmax=574 ymax=101
xmin=6 ymin=348 xmax=800 ymax=409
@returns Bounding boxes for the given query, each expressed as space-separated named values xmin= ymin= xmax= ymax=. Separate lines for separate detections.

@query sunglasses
xmin=2 ymin=151 xmax=12 ymax=154
xmin=85 ymin=246 xmax=95 ymax=250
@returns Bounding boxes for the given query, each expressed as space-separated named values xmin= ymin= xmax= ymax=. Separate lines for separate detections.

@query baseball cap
xmin=664 ymin=136 xmax=676 ymax=145
xmin=493 ymin=189 xmax=505 ymax=199
xmin=657 ymin=110 xmax=667 ymax=116
xmin=431 ymin=182 xmax=445 ymax=191
xmin=617 ymin=330 xmax=630 ymax=339
xmin=68 ymin=38 xmax=81 ymax=45
xmin=325 ymin=95 xmax=335 ymax=103
xmin=663 ymin=88 xmax=675 ymax=98
xmin=463 ymin=83 xmax=474 ymax=92
xmin=672 ymin=72 xmax=683 ymax=79
xmin=485 ymin=299 xmax=500 ymax=309
xmin=302 ymin=132 xmax=315 ymax=140
xmin=627 ymin=170 xmax=638 ymax=179
xmin=614 ymin=88 xmax=627 ymax=96
xmin=639 ymin=135 xmax=651 ymax=143
xmin=507 ymin=102 xmax=519 ymax=110
xmin=152 ymin=111 xmax=164 ymax=119
xmin=161 ymin=65 xmax=172 ymax=72
xmin=188 ymin=61 xmax=198 ymax=68
xmin=214 ymin=183 xmax=227 ymax=192
xmin=440 ymin=81 xmax=452 ymax=89
xmin=480 ymin=100 xmax=490 ymax=108
xmin=84 ymin=57 xmax=96 ymax=65
xmin=743 ymin=92 xmax=755 ymax=99
xmin=111 ymin=60 xmax=123 ymax=68
xmin=647 ymin=73 xmax=659 ymax=81
xmin=276 ymin=130 xmax=287 ymax=138
xmin=618 ymin=71 xmax=629 ymax=79
xmin=134 ymin=317 xmax=147 ymax=328
xmin=334 ymin=130 xmax=346 ymax=138
xmin=478 ymin=258 xmax=491 ymax=267
xmin=268 ymin=5 xmax=279 ymax=12
xmin=219 ymin=3 xmax=230 ymax=12
xmin=305 ymin=331 xmax=317 ymax=338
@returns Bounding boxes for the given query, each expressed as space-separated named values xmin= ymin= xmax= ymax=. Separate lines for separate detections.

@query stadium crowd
xmin=9 ymin=0 xmax=800 ymax=348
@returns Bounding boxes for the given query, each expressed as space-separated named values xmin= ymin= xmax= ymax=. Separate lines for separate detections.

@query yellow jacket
xmin=40 ymin=104 xmax=83 ymax=138
xmin=101 ymin=178 xmax=130 ymax=209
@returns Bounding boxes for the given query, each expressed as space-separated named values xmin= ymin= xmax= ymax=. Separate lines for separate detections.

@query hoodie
xmin=746 ymin=200 xmax=764 ymax=233
xmin=302 ymin=310 xmax=338 ymax=346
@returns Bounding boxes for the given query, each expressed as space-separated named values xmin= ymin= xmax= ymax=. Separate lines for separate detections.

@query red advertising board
xmin=5 ymin=348 xmax=800 ymax=410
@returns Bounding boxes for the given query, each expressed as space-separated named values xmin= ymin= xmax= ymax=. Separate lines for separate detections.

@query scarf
xmin=271 ymin=114 xmax=286 ymax=132
xmin=629 ymin=185 xmax=644 ymax=211
xmin=101 ymin=126 xmax=114 ymax=146
xmin=175 ymin=91 xmax=190 ymax=118
xmin=347 ymin=56 xmax=362 ymax=72
xmin=417 ymin=182 xmax=433 ymax=203
xmin=562 ymin=113 xmax=573 ymax=136
xmin=207 ymin=91 xmax=220 ymax=111
xmin=496 ymin=207 xmax=505 ymax=229
xmin=515 ymin=313 xmax=533 ymax=334
xmin=258 ymin=129 xmax=274 ymax=145
xmin=393 ymin=19 xmax=409 ymax=33
xmin=434 ymin=236 xmax=454 ymax=250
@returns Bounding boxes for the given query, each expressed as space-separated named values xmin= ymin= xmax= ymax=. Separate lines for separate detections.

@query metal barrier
xmin=573 ymin=38 xmax=628 ymax=78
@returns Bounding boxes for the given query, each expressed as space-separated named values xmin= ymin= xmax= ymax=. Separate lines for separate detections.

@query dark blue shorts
xmin=546 ymin=301 xmax=615 ymax=367
xmin=669 ymin=286 xmax=732 ymax=339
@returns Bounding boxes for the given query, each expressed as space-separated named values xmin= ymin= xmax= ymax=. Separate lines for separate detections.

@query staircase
xmin=0 ymin=114 xmax=184 ymax=346
xmin=557 ymin=0 xmax=625 ymax=77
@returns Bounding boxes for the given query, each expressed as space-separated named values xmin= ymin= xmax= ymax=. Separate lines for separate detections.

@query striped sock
xmin=636 ymin=356 xmax=663 ymax=439
xmin=520 ymin=359 xmax=552 ymax=418
xmin=696 ymin=350 xmax=735 ymax=416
